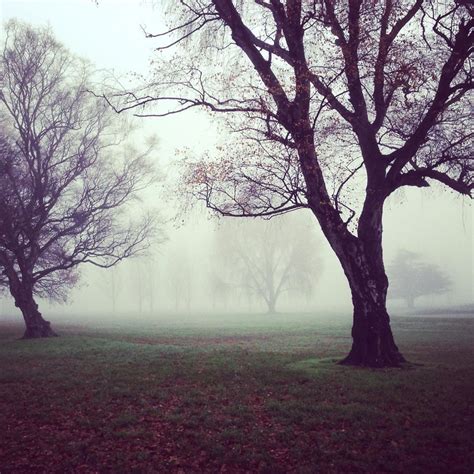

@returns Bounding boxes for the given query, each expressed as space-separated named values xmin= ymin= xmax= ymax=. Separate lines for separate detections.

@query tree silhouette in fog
xmin=388 ymin=250 xmax=452 ymax=308
xmin=212 ymin=214 xmax=321 ymax=313
xmin=167 ymin=248 xmax=193 ymax=312
xmin=0 ymin=21 xmax=157 ymax=338
xmin=99 ymin=265 xmax=123 ymax=314
xmin=107 ymin=1 xmax=473 ymax=366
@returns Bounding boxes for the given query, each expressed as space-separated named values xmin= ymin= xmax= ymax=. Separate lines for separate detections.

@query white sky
xmin=0 ymin=0 xmax=472 ymax=314
xmin=2 ymin=0 xmax=156 ymax=74
xmin=2 ymin=0 xmax=217 ymax=160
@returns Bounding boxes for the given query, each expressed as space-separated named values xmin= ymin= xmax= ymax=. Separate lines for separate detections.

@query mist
xmin=1 ymin=192 xmax=470 ymax=324
xmin=0 ymin=0 xmax=472 ymax=329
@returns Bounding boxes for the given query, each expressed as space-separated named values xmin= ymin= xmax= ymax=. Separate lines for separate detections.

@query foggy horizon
xmin=0 ymin=0 xmax=472 ymax=325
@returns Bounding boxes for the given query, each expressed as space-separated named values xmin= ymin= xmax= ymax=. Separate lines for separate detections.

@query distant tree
xmin=167 ymin=249 xmax=193 ymax=312
xmin=209 ymin=271 xmax=232 ymax=310
xmin=100 ymin=266 xmax=123 ymax=314
xmin=143 ymin=256 xmax=160 ymax=314
xmin=213 ymin=214 xmax=321 ymax=313
xmin=388 ymin=250 xmax=452 ymax=308
xmin=130 ymin=260 xmax=147 ymax=314
xmin=108 ymin=0 xmax=473 ymax=366
xmin=139 ymin=244 xmax=166 ymax=315
xmin=0 ymin=21 xmax=157 ymax=338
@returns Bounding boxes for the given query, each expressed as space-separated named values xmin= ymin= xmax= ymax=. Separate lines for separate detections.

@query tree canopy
xmin=0 ymin=20 xmax=158 ymax=337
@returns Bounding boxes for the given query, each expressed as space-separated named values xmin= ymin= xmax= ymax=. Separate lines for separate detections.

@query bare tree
xmin=143 ymin=255 xmax=161 ymax=314
xmin=0 ymin=21 xmax=157 ymax=338
xmin=209 ymin=271 xmax=232 ymax=310
xmin=167 ymin=248 xmax=193 ymax=312
xmin=213 ymin=214 xmax=321 ymax=313
xmin=99 ymin=265 xmax=123 ymax=314
xmin=131 ymin=259 xmax=147 ymax=314
xmin=388 ymin=250 xmax=452 ymax=308
xmin=106 ymin=1 xmax=473 ymax=366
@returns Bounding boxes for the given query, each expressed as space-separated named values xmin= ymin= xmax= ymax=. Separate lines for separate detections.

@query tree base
xmin=22 ymin=321 xmax=58 ymax=339
xmin=338 ymin=348 xmax=406 ymax=368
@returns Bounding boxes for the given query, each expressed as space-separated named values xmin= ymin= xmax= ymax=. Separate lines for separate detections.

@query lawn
xmin=0 ymin=312 xmax=473 ymax=473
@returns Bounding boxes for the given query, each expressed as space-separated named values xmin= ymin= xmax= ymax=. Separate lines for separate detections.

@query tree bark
xmin=18 ymin=291 xmax=57 ymax=338
xmin=7 ymin=274 xmax=57 ymax=338
xmin=336 ymin=196 xmax=405 ymax=367
xmin=20 ymin=301 xmax=57 ymax=338
xmin=339 ymin=254 xmax=405 ymax=367
xmin=306 ymin=180 xmax=405 ymax=367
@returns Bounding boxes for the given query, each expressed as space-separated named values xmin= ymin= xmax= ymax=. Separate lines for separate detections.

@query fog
xmin=0 ymin=0 xmax=472 ymax=325
xmin=1 ymin=191 xmax=471 ymax=322
xmin=68 ymin=193 xmax=471 ymax=317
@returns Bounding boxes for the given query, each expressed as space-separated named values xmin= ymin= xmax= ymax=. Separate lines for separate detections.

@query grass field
xmin=0 ymin=312 xmax=473 ymax=473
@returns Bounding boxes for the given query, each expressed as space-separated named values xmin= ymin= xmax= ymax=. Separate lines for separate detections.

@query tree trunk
xmin=267 ymin=298 xmax=277 ymax=314
xmin=20 ymin=304 xmax=57 ymax=338
xmin=309 ymin=188 xmax=405 ymax=367
xmin=340 ymin=263 xmax=405 ymax=367
xmin=288 ymin=109 xmax=405 ymax=367
xmin=9 ymin=278 xmax=57 ymax=338
xmin=337 ymin=196 xmax=405 ymax=367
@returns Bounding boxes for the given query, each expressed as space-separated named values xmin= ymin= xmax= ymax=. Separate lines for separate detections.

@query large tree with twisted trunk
xmin=105 ymin=0 xmax=473 ymax=366
xmin=0 ymin=21 xmax=157 ymax=338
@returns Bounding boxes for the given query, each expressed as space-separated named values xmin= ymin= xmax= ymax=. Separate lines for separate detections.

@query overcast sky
xmin=0 ymin=0 xmax=472 ymax=317
xmin=2 ymin=0 xmax=218 ymax=159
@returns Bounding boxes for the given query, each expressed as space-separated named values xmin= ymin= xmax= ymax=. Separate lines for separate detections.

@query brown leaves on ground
xmin=1 ymin=319 xmax=473 ymax=473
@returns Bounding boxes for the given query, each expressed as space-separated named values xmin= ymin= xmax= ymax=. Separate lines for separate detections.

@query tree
xmin=212 ymin=214 xmax=321 ymax=313
xmin=131 ymin=246 xmax=166 ymax=315
xmin=143 ymin=255 xmax=161 ymax=314
xmin=130 ymin=260 xmax=147 ymax=314
xmin=167 ymin=248 xmax=193 ymax=312
xmin=106 ymin=1 xmax=473 ymax=366
xmin=0 ymin=21 xmax=157 ymax=338
xmin=388 ymin=250 xmax=452 ymax=308
xmin=100 ymin=265 xmax=123 ymax=314
xmin=209 ymin=271 xmax=232 ymax=310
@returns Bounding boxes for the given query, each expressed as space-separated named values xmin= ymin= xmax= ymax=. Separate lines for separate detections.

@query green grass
xmin=0 ymin=313 xmax=473 ymax=473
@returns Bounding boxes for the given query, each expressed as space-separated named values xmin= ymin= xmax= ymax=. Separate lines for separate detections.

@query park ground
xmin=0 ymin=310 xmax=473 ymax=473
